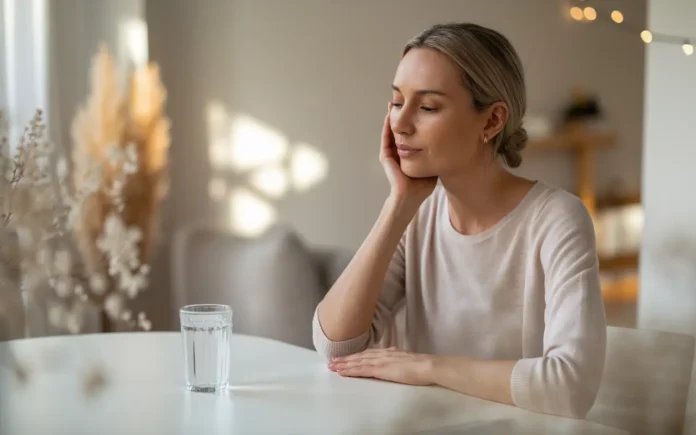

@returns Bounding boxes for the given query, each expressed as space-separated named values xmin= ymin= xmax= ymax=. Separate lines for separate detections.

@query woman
xmin=312 ymin=22 xmax=606 ymax=419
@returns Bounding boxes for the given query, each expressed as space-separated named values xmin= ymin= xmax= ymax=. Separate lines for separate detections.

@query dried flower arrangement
xmin=0 ymin=43 xmax=170 ymax=341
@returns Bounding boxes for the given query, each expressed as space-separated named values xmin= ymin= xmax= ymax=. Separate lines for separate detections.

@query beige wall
xmin=50 ymin=0 xmax=145 ymax=153
xmin=147 ymin=0 xmax=646 ymax=251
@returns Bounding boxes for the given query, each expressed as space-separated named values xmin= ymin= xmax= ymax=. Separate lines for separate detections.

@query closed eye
xmin=390 ymin=102 xmax=437 ymax=112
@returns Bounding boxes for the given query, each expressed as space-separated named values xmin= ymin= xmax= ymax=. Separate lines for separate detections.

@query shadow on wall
xmin=205 ymin=101 xmax=329 ymax=237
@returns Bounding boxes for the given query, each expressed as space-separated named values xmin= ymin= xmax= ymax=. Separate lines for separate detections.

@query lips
xmin=396 ymin=144 xmax=422 ymax=158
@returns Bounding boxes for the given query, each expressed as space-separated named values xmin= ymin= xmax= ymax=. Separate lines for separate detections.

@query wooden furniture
xmin=0 ymin=332 xmax=628 ymax=434
xmin=528 ymin=125 xmax=616 ymax=216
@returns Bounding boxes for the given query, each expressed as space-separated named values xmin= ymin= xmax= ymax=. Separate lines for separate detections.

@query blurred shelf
xmin=596 ymin=191 xmax=641 ymax=211
xmin=599 ymin=252 xmax=639 ymax=271
xmin=528 ymin=129 xmax=617 ymax=151
xmin=529 ymin=126 xmax=618 ymax=216
xmin=602 ymin=273 xmax=638 ymax=303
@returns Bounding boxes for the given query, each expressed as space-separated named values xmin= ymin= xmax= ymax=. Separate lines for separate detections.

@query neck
xmin=440 ymin=162 xmax=527 ymax=235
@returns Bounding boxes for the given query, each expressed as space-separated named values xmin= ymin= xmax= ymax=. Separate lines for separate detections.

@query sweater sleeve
xmin=312 ymin=235 xmax=406 ymax=361
xmin=510 ymin=196 xmax=607 ymax=419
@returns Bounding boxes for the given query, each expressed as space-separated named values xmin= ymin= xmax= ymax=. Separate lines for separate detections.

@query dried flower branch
xmin=70 ymin=45 xmax=170 ymax=328
xmin=0 ymin=43 xmax=169 ymax=344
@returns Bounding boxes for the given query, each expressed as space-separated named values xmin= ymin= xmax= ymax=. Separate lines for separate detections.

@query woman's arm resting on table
xmin=429 ymin=356 xmax=516 ymax=405
xmin=329 ymin=351 xmax=516 ymax=405
xmin=332 ymin=196 xmax=606 ymax=420
xmin=331 ymin=348 xmax=599 ymax=419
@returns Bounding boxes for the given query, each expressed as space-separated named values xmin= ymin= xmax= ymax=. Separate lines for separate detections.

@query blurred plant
xmin=0 ymin=43 xmax=170 ymax=344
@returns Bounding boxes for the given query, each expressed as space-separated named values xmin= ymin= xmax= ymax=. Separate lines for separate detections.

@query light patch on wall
xmin=228 ymin=188 xmax=277 ymax=237
xmin=206 ymin=103 xmax=289 ymax=173
xmin=208 ymin=177 xmax=227 ymax=201
xmin=249 ymin=165 xmax=288 ymax=198
xmin=206 ymin=101 xmax=329 ymax=237
xmin=119 ymin=18 xmax=149 ymax=68
xmin=229 ymin=115 xmax=288 ymax=172
xmin=206 ymin=102 xmax=235 ymax=169
xmin=290 ymin=143 xmax=328 ymax=192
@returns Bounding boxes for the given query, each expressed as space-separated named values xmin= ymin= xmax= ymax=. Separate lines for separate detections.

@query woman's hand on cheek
xmin=328 ymin=347 xmax=435 ymax=386
xmin=381 ymin=103 xmax=437 ymax=213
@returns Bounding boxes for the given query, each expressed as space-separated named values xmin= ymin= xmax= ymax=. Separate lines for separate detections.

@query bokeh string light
xmin=569 ymin=2 xmax=693 ymax=56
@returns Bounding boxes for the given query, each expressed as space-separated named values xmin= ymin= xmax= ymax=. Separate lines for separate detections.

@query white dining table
xmin=0 ymin=332 xmax=627 ymax=435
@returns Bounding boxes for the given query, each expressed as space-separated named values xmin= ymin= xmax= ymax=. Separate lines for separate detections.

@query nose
xmin=390 ymin=105 xmax=415 ymax=137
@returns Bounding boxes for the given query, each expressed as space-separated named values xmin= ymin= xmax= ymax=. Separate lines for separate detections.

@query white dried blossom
xmin=54 ymin=279 xmax=71 ymax=298
xmin=107 ymin=145 xmax=122 ymax=166
xmin=104 ymin=293 xmax=124 ymax=319
xmin=96 ymin=213 xmax=148 ymax=298
xmin=65 ymin=312 xmax=81 ymax=334
xmin=53 ymin=250 xmax=71 ymax=275
xmin=107 ymin=178 xmax=126 ymax=212
xmin=120 ymin=310 xmax=132 ymax=322
xmin=138 ymin=318 xmax=152 ymax=331
xmin=123 ymin=143 xmax=138 ymax=174
xmin=137 ymin=311 xmax=152 ymax=331
xmin=121 ymin=268 xmax=148 ymax=299
xmin=74 ymin=284 xmax=84 ymax=295
xmin=48 ymin=303 xmax=67 ymax=328
xmin=89 ymin=274 xmax=107 ymax=295
xmin=36 ymin=248 xmax=51 ymax=266
xmin=56 ymin=157 xmax=68 ymax=180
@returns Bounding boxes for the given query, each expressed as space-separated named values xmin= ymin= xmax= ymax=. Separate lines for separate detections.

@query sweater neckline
xmin=440 ymin=180 xmax=543 ymax=243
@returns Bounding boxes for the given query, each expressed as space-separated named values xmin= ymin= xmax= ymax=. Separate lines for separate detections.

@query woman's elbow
xmin=311 ymin=321 xmax=370 ymax=362
xmin=550 ymin=379 xmax=601 ymax=419
xmin=516 ymin=357 xmax=603 ymax=419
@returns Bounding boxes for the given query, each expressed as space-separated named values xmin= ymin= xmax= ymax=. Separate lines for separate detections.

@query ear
xmin=482 ymin=102 xmax=508 ymax=142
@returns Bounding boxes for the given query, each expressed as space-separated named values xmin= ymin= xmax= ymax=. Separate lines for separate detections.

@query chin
xmin=400 ymin=161 xmax=435 ymax=179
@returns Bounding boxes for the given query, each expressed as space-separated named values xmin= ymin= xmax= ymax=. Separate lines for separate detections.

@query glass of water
xmin=180 ymin=304 xmax=232 ymax=393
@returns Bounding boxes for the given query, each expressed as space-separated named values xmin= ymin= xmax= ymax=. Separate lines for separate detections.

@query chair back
xmin=587 ymin=326 xmax=696 ymax=435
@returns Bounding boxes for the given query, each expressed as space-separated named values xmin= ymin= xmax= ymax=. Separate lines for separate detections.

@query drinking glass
xmin=179 ymin=304 xmax=232 ymax=392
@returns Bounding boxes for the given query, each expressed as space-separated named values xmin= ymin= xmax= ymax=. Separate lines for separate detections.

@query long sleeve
xmin=312 ymin=235 xmax=407 ymax=361
xmin=510 ymin=196 xmax=607 ymax=418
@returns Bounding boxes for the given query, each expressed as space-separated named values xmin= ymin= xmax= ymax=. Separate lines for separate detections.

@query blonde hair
xmin=404 ymin=23 xmax=527 ymax=168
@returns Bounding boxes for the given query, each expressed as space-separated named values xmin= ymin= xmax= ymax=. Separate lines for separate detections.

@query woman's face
xmin=389 ymin=47 xmax=505 ymax=179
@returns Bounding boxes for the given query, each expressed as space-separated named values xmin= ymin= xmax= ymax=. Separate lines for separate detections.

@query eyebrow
xmin=391 ymin=84 xmax=447 ymax=97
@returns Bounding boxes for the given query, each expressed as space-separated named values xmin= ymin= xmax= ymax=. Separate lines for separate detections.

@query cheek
xmin=421 ymin=114 xmax=477 ymax=157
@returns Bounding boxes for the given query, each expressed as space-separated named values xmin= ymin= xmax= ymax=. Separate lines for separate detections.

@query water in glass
xmin=180 ymin=304 xmax=232 ymax=392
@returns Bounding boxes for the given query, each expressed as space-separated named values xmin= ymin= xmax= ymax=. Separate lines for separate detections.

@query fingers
xmin=380 ymin=102 xmax=395 ymax=161
xmin=336 ymin=365 xmax=375 ymax=378
xmin=331 ymin=358 xmax=377 ymax=371
xmin=329 ymin=349 xmax=407 ymax=374
xmin=332 ymin=347 xmax=400 ymax=363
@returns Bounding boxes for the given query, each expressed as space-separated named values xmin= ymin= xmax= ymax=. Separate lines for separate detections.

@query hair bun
xmin=499 ymin=126 xmax=528 ymax=168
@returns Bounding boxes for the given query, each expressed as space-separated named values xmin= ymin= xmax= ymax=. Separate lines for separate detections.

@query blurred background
xmin=0 ymin=0 xmax=693 ymax=346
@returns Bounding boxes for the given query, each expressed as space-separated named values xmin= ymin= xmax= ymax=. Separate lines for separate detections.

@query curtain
xmin=0 ymin=0 xmax=49 ymax=148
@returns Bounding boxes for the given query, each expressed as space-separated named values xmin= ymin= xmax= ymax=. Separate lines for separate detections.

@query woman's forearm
xmin=317 ymin=196 xmax=415 ymax=342
xmin=429 ymin=355 xmax=517 ymax=406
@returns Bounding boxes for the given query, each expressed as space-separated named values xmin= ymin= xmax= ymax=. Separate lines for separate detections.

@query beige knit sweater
xmin=312 ymin=181 xmax=607 ymax=418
